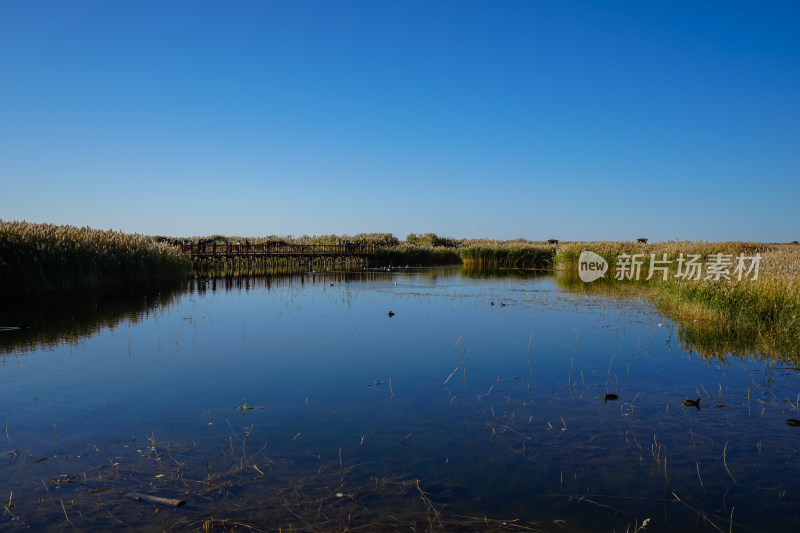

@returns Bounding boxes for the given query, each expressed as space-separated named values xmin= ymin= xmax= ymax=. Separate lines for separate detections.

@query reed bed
xmin=372 ymin=244 xmax=461 ymax=266
xmin=184 ymin=232 xmax=400 ymax=247
xmin=459 ymin=242 xmax=556 ymax=269
xmin=555 ymin=240 xmax=770 ymax=271
xmin=372 ymin=236 xmax=558 ymax=268
xmin=406 ymin=232 xmax=464 ymax=247
xmin=0 ymin=220 xmax=191 ymax=295
xmin=181 ymin=233 xmax=562 ymax=269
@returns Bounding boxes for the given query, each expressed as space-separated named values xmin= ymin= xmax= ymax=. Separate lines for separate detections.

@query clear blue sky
xmin=1 ymin=1 xmax=798 ymax=241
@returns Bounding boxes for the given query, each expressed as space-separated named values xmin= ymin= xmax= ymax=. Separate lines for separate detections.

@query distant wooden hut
xmin=637 ymin=238 xmax=648 ymax=244
xmin=547 ymin=239 xmax=559 ymax=245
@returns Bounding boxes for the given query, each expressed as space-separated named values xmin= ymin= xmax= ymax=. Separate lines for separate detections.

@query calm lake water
xmin=1 ymin=267 xmax=799 ymax=532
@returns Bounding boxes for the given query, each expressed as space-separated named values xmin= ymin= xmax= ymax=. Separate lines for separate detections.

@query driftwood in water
xmin=124 ymin=492 xmax=186 ymax=506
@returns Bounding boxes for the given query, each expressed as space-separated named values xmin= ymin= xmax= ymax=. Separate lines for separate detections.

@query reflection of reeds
xmin=0 ymin=286 xmax=183 ymax=356
xmin=556 ymin=242 xmax=800 ymax=361
xmin=558 ymin=270 xmax=800 ymax=360
xmin=194 ymin=255 xmax=374 ymax=277
xmin=459 ymin=265 xmax=552 ymax=280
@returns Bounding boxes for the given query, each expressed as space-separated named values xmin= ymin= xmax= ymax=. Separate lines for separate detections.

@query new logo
xmin=578 ymin=251 xmax=608 ymax=282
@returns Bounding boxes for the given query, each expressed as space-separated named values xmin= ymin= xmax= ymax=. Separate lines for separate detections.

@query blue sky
xmin=1 ymin=1 xmax=798 ymax=241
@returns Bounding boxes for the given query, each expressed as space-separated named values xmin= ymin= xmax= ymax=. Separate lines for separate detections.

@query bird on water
xmin=682 ymin=398 xmax=701 ymax=409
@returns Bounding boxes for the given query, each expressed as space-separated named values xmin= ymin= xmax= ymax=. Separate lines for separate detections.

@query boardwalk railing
xmin=178 ymin=243 xmax=378 ymax=259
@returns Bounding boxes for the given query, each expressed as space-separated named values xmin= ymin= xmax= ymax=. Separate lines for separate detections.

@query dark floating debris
xmin=786 ymin=419 xmax=800 ymax=427
xmin=682 ymin=398 xmax=701 ymax=409
xmin=388 ymin=311 xmax=395 ymax=317
xmin=490 ymin=302 xmax=495 ymax=306
xmin=125 ymin=492 xmax=186 ymax=507
xmin=367 ymin=380 xmax=387 ymax=387
xmin=715 ymin=403 xmax=726 ymax=408
xmin=603 ymin=393 xmax=618 ymax=402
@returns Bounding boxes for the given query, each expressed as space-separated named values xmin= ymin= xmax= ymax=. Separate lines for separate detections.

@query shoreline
xmin=3 ymin=221 xmax=798 ymax=355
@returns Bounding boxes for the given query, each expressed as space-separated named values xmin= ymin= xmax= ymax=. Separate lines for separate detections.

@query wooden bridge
xmin=180 ymin=242 xmax=378 ymax=260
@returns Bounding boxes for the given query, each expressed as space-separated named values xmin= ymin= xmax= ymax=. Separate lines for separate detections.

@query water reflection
xmin=0 ymin=268 xmax=391 ymax=357
xmin=459 ymin=265 xmax=554 ymax=280
xmin=189 ymin=267 xmax=410 ymax=294
xmin=556 ymin=270 xmax=800 ymax=362
xmin=0 ymin=285 xmax=183 ymax=356
xmin=1 ymin=267 xmax=798 ymax=532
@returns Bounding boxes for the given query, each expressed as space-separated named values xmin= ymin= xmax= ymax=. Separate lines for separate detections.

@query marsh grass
xmin=0 ymin=220 xmax=190 ymax=295
xmin=374 ymin=237 xmax=557 ymax=268
xmin=459 ymin=243 xmax=555 ymax=269
xmin=184 ymin=233 xmax=562 ymax=269
xmin=372 ymin=245 xmax=461 ymax=266
xmin=186 ymin=232 xmax=400 ymax=247
xmin=406 ymin=232 xmax=463 ymax=247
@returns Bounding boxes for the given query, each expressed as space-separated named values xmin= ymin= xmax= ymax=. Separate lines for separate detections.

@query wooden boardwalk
xmin=181 ymin=243 xmax=378 ymax=260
